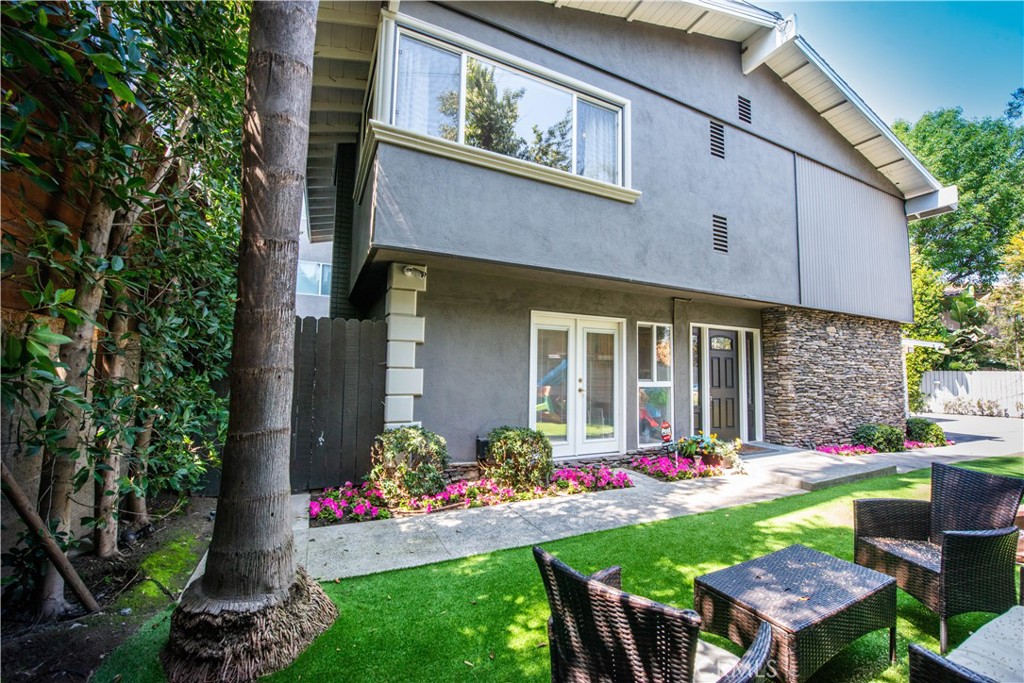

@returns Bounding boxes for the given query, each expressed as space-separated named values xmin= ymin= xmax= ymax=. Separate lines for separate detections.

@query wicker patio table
xmin=694 ymin=544 xmax=896 ymax=683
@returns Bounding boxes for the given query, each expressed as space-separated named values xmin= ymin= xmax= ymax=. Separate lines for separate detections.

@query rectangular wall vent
xmin=738 ymin=96 xmax=752 ymax=124
xmin=712 ymin=215 xmax=729 ymax=253
xmin=710 ymin=120 xmax=725 ymax=158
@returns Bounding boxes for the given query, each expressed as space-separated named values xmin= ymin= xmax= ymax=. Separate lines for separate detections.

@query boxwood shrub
xmin=852 ymin=423 xmax=905 ymax=452
xmin=906 ymin=417 xmax=946 ymax=445
xmin=369 ymin=426 xmax=450 ymax=505
xmin=484 ymin=426 xmax=553 ymax=490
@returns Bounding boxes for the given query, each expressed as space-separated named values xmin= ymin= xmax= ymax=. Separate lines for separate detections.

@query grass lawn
xmin=95 ymin=456 xmax=1023 ymax=683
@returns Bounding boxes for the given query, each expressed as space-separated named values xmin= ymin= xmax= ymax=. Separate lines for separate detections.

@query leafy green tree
xmin=1 ymin=0 xmax=246 ymax=616
xmin=903 ymin=250 xmax=948 ymax=411
xmin=985 ymin=231 xmax=1024 ymax=370
xmin=942 ymin=288 xmax=994 ymax=370
xmin=892 ymin=98 xmax=1024 ymax=285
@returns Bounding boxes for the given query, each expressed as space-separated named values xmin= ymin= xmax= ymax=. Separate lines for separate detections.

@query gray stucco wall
xmin=352 ymin=1 xmax=914 ymax=323
xmin=415 ymin=267 xmax=760 ymax=462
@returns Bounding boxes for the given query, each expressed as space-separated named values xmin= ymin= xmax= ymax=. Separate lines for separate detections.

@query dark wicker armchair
xmin=533 ymin=546 xmax=772 ymax=683
xmin=854 ymin=462 xmax=1024 ymax=653
xmin=908 ymin=643 xmax=998 ymax=683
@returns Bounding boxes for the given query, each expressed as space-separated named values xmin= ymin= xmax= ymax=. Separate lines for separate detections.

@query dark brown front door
xmin=708 ymin=329 xmax=739 ymax=441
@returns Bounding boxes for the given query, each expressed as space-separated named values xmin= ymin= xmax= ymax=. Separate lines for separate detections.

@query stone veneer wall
xmin=762 ymin=307 xmax=905 ymax=447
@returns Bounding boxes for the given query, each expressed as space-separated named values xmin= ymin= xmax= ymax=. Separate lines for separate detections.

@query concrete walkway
xmin=293 ymin=413 xmax=1022 ymax=581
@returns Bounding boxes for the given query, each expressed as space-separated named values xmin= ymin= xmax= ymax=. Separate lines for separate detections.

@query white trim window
xmin=297 ymin=261 xmax=332 ymax=297
xmin=390 ymin=26 xmax=627 ymax=186
xmin=637 ymin=323 xmax=673 ymax=446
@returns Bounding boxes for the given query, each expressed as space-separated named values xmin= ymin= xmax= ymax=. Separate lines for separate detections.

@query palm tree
xmin=162 ymin=3 xmax=336 ymax=680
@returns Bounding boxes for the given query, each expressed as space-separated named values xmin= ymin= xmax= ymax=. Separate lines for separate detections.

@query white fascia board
xmin=692 ymin=0 xmax=779 ymax=28
xmin=793 ymin=36 xmax=943 ymax=197
xmin=905 ymin=185 xmax=959 ymax=221
xmin=741 ymin=14 xmax=797 ymax=75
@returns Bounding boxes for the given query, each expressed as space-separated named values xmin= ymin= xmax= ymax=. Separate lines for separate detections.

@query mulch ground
xmin=0 ymin=495 xmax=216 ymax=683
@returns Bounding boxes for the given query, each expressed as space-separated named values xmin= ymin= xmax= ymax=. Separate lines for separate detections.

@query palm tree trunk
xmin=163 ymin=3 xmax=335 ymax=680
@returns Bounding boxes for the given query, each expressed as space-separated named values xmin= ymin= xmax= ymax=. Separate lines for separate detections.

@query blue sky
xmin=756 ymin=1 xmax=1024 ymax=125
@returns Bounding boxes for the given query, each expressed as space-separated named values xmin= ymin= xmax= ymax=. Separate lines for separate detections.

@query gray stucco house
xmin=305 ymin=0 xmax=957 ymax=463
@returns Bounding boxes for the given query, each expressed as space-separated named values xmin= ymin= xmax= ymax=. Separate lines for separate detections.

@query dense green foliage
xmin=852 ymin=424 xmax=906 ymax=453
xmin=892 ymin=98 xmax=1024 ymax=286
xmin=902 ymin=251 xmax=948 ymax=410
xmin=905 ymin=418 xmax=945 ymax=445
xmin=484 ymin=426 xmax=554 ymax=490
xmin=1 ymin=0 xmax=247 ymax=598
xmin=93 ymin=456 xmax=1023 ymax=683
xmin=369 ymin=426 xmax=451 ymax=505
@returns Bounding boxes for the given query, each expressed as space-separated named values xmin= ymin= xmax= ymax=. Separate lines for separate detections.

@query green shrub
xmin=906 ymin=417 xmax=946 ymax=445
xmin=484 ymin=426 xmax=553 ymax=490
xmin=369 ymin=426 xmax=450 ymax=505
xmin=852 ymin=423 xmax=905 ymax=452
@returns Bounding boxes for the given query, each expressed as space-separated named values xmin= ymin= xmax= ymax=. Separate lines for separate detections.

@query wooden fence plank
xmin=308 ymin=319 xmax=333 ymax=489
xmin=369 ymin=320 xmax=387 ymax=453
xmin=353 ymin=320 xmax=376 ymax=478
xmin=289 ymin=317 xmax=305 ymax=492
xmin=340 ymin=319 xmax=361 ymax=481
xmin=290 ymin=316 xmax=388 ymax=492
xmin=291 ymin=317 xmax=319 ymax=492
xmin=328 ymin=318 xmax=348 ymax=483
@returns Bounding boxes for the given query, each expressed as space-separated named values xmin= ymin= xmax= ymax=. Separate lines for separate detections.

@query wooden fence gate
xmin=290 ymin=317 xmax=387 ymax=492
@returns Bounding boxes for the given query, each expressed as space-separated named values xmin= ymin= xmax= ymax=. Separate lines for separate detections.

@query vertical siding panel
xmin=796 ymin=156 xmax=912 ymax=322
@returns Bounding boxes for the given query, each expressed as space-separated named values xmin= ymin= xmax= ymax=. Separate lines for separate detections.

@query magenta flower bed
xmin=904 ymin=439 xmax=955 ymax=449
xmin=818 ymin=439 xmax=955 ymax=456
xmin=309 ymin=481 xmax=391 ymax=524
xmin=817 ymin=444 xmax=878 ymax=456
xmin=551 ymin=465 xmax=633 ymax=492
xmin=310 ymin=465 xmax=634 ymax=522
xmin=629 ymin=455 xmax=722 ymax=481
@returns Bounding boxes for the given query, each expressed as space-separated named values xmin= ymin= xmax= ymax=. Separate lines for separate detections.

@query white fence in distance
xmin=920 ymin=370 xmax=1024 ymax=418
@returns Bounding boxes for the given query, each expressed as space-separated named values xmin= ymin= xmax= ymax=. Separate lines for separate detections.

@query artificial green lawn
xmin=95 ymin=456 xmax=1023 ymax=683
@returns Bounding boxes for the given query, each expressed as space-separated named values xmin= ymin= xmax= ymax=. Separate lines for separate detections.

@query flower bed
xmin=816 ymin=444 xmax=878 ymax=456
xmin=310 ymin=465 xmax=633 ymax=524
xmin=629 ymin=454 xmax=722 ymax=481
xmin=309 ymin=482 xmax=392 ymax=526
xmin=817 ymin=439 xmax=955 ymax=456
xmin=904 ymin=439 xmax=955 ymax=449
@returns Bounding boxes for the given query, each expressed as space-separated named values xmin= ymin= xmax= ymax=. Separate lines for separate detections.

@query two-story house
xmin=306 ymin=0 xmax=957 ymax=463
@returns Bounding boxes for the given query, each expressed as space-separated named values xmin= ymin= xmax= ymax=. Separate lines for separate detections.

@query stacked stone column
xmin=761 ymin=306 xmax=905 ymax=447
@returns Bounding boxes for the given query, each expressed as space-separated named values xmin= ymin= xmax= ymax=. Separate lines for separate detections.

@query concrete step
xmin=765 ymin=461 xmax=898 ymax=492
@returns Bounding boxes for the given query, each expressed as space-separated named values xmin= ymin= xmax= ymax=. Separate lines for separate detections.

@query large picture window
xmin=637 ymin=323 xmax=673 ymax=446
xmin=393 ymin=31 xmax=623 ymax=185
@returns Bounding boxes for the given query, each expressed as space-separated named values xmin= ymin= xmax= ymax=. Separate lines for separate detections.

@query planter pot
xmin=700 ymin=452 xmax=724 ymax=468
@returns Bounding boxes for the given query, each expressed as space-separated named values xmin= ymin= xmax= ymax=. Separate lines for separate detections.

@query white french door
xmin=530 ymin=313 xmax=624 ymax=458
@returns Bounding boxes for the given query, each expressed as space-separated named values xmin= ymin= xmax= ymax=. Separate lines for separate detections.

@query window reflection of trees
xmin=438 ymin=59 xmax=572 ymax=172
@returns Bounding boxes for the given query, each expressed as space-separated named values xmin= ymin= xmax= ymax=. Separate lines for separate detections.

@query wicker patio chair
xmin=533 ymin=546 xmax=773 ymax=683
xmin=908 ymin=644 xmax=998 ymax=683
xmin=854 ymin=462 xmax=1024 ymax=653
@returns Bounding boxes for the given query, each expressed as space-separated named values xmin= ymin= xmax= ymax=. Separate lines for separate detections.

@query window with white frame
xmin=297 ymin=261 xmax=332 ymax=297
xmin=637 ymin=323 xmax=673 ymax=445
xmin=392 ymin=30 xmax=624 ymax=185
